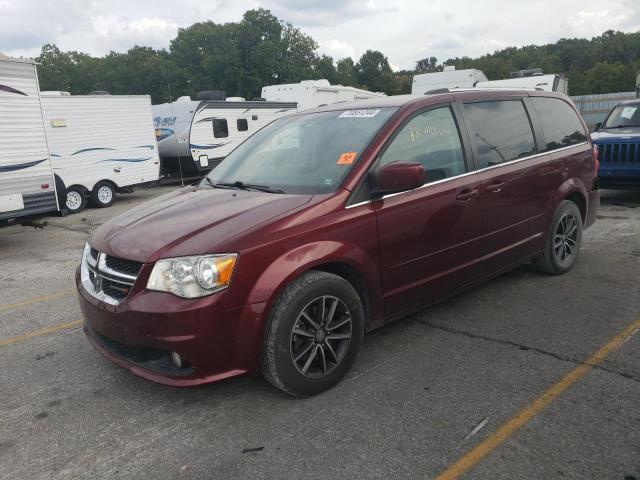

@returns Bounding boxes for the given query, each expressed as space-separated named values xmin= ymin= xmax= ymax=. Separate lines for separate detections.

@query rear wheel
xmin=533 ymin=200 xmax=583 ymax=274
xmin=262 ymin=271 xmax=365 ymax=397
xmin=65 ymin=186 xmax=86 ymax=214
xmin=90 ymin=181 xmax=115 ymax=208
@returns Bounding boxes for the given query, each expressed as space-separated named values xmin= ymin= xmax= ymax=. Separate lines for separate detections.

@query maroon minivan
xmin=77 ymin=90 xmax=599 ymax=396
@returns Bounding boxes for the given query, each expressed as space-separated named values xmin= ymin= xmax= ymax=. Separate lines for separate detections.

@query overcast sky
xmin=1 ymin=0 xmax=639 ymax=70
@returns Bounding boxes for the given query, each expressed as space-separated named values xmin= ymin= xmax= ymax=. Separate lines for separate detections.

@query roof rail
xmin=423 ymin=88 xmax=450 ymax=95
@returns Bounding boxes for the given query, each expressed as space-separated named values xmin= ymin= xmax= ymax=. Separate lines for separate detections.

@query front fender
xmin=247 ymin=240 xmax=382 ymax=322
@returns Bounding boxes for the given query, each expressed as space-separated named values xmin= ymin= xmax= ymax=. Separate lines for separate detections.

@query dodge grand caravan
xmin=77 ymin=90 xmax=599 ymax=396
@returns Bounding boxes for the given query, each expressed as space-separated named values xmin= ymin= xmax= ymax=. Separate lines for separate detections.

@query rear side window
xmin=463 ymin=100 xmax=536 ymax=169
xmin=212 ymin=119 xmax=229 ymax=138
xmin=237 ymin=118 xmax=248 ymax=131
xmin=532 ymin=97 xmax=587 ymax=151
xmin=379 ymin=106 xmax=466 ymax=184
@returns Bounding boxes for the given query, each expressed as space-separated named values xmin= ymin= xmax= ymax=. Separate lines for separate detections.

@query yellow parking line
xmin=0 ymin=320 xmax=83 ymax=347
xmin=0 ymin=288 xmax=75 ymax=313
xmin=435 ymin=318 xmax=640 ymax=480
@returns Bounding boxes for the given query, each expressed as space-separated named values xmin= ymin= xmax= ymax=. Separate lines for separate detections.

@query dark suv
xmin=77 ymin=90 xmax=599 ymax=396
xmin=591 ymin=99 xmax=640 ymax=189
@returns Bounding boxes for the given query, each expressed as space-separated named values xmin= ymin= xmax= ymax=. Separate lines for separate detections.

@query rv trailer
xmin=40 ymin=92 xmax=160 ymax=214
xmin=261 ymin=79 xmax=386 ymax=111
xmin=152 ymin=95 xmax=200 ymax=175
xmin=476 ymin=69 xmax=569 ymax=94
xmin=411 ymin=66 xmax=488 ymax=94
xmin=0 ymin=56 xmax=59 ymax=226
xmin=188 ymin=99 xmax=297 ymax=173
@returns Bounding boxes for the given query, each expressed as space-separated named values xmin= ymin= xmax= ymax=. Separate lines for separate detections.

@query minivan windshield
xmin=602 ymin=104 xmax=640 ymax=129
xmin=203 ymin=107 xmax=397 ymax=194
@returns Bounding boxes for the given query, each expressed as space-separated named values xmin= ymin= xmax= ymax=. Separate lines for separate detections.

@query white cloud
xmin=0 ymin=0 xmax=639 ymax=70
xmin=318 ymin=38 xmax=356 ymax=60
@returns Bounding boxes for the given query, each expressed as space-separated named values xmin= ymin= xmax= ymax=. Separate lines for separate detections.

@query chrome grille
xmin=598 ymin=143 xmax=640 ymax=163
xmin=81 ymin=245 xmax=141 ymax=305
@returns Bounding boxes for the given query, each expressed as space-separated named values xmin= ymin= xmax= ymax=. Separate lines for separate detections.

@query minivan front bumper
xmin=76 ymin=268 xmax=266 ymax=386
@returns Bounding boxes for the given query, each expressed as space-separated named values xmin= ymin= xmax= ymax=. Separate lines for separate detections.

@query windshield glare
xmin=603 ymin=105 xmax=640 ymax=128
xmin=204 ymin=108 xmax=397 ymax=194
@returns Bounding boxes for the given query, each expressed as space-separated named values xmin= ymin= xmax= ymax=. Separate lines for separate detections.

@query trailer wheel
xmin=65 ymin=186 xmax=86 ymax=214
xmin=90 ymin=181 xmax=115 ymax=208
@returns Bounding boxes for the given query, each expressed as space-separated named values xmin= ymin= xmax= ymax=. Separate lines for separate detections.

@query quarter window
xmin=532 ymin=97 xmax=588 ymax=151
xmin=237 ymin=118 xmax=248 ymax=132
xmin=379 ymin=106 xmax=466 ymax=184
xmin=463 ymin=100 xmax=536 ymax=169
xmin=212 ymin=119 xmax=229 ymax=138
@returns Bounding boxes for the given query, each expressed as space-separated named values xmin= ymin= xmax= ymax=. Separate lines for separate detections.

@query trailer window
xmin=237 ymin=118 xmax=248 ymax=132
xmin=212 ymin=119 xmax=229 ymax=138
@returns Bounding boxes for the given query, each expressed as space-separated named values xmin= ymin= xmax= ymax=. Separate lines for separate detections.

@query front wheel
xmin=533 ymin=200 xmax=583 ymax=274
xmin=262 ymin=271 xmax=365 ymax=397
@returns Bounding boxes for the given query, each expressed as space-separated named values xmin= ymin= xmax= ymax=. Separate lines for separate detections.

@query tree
xmin=355 ymin=50 xmax=395 ymax=93
xmin=415 ymin=56 xmax=439 ymax=73
xmin=336 ymin=58 xmax=357 ymax=86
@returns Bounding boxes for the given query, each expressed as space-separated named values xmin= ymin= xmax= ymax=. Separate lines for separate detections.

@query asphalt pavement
xmin=1 ymin=186 xmax=639 ymax=479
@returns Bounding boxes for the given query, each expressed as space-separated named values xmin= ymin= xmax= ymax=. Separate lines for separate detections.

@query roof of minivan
xmin=301 ymin=89 xmax=555 ymax=115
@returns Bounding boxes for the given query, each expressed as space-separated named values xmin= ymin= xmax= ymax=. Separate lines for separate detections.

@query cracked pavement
xmin=1 ymin=187 xmax=639 ymax=479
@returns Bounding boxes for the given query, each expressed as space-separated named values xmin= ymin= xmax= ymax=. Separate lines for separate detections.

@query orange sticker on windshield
xmin=337 ymin=152 xmax=357 ymax=165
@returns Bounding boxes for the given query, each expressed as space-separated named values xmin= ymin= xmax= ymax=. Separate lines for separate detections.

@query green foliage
xmin=35 ymin=15 xmax=640 ymax=103
xmin=436 ymin=30 xmax=640 ymax=95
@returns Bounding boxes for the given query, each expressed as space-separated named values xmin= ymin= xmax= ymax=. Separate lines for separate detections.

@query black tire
xmin=533 ymin=200 xmax=583 ymax=275
xmin=261 ymin=270 xmax=365 ymax=397
xmin=65 ymin=186 xmax=86 ymax=214
xmin=90 ymin=181 xmax=115 ymax=208
xmin=54 ymin=175 xmax=67 ymax=212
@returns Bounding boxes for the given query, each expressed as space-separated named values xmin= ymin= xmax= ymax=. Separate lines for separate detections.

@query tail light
xmin=592 ymin=144 xmax=599 ymax=171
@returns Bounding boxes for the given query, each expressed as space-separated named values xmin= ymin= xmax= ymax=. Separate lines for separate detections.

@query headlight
xmin=147 ymin=254 xmax=237 ymax=298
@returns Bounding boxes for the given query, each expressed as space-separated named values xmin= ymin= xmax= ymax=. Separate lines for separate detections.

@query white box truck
xmin=40 ymin=92 xmax=160 ymax=213
xmin=412 ymin=66 xmax=488 ymax=94
xmin=0 ymin=56 xmax=59 ymax=226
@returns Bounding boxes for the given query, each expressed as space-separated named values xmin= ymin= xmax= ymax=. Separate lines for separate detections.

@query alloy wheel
xmin=289 ymin=295 xmax=352 ymax=378
xmin=554 ymin=212 xmax=578 ymax=266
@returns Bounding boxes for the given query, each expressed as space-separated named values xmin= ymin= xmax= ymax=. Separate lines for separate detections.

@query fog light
xmin=171 ymin=351 xmax=183 ymax=368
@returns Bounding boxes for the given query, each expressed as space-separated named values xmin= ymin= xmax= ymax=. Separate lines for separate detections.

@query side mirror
xmin=373 ymin=161 xmax=424 ymax=197
xmin=595 ymin=122 xmax=602 ymax=130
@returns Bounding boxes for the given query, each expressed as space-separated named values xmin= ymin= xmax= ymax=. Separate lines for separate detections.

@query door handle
xmin=456 ymin=189 xmax=478 ymax=202
xmin=486 ymin=181 xmax=506 ymax=193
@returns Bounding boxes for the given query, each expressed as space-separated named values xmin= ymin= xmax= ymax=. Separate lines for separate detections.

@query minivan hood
xmin=90 ymin=187 xmax=313 ymax=262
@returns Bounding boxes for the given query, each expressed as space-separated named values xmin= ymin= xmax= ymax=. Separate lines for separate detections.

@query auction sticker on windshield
xmin=621 ymin=107 xmax=637 ymax=119
xmin=337 ymin=152 xmax=357 ymax=164
xmin=339 ymin=109 xmax=380 ymax=118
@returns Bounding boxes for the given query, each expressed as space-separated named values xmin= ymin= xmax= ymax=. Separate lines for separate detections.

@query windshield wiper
xmin=216 ymin=181 xmax=286 ymax=194
xmin=203 ymin=176 xmax=235 ymax=190
xmin=606 ymin=124 xmax=640 ymax=129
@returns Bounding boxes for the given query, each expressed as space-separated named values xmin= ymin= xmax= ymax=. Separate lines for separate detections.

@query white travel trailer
xmin=261 ymin=79 xmax=386 ymax=111
xmin=40 ymin=92 xmax=160 ymax=214
xmin=152 ymin=96 xmax=200 ymax=174
xmin=476 ymin=71 xmax=568 ymax=94
xmin=0 ymin=56 xmax=59 ymax=225
xmin=188 ymin=99 xmax=297 ymax=172
xmin=412 ymin=66 xmax=488 ymax=94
